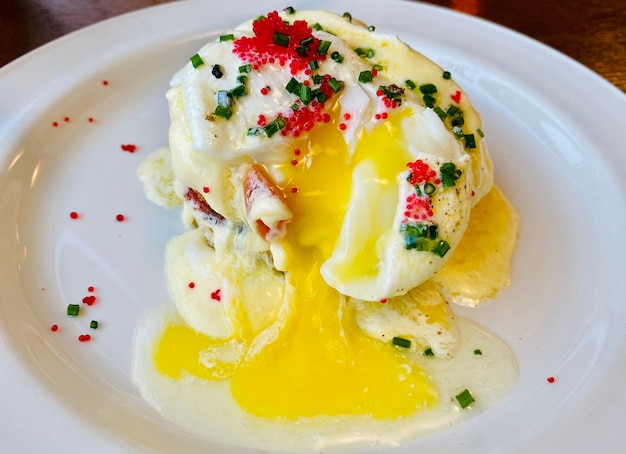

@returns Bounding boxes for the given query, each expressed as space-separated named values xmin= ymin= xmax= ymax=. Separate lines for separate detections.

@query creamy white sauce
xmin=132 ymin=303 xmax=517 ymax=453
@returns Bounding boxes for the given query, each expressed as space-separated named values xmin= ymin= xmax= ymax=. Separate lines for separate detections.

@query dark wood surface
xmin=1 ymin=0 xmax=625 ymax=92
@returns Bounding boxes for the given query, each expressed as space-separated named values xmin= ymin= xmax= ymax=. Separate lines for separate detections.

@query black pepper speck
xmin=212 ymin=64 xmax=224 ymax=79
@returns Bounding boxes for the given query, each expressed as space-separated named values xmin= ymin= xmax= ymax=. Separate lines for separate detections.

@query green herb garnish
xmin=189 ymin=53 xmax=204 ymax=69
xmin=392 ymin=337 xmax=411 ymax=348
xmin=455 ymin=389 xmax=475 ymax=409
xmin=273 ymin=31 xmax=290 ymax=47
xmin=358 ymin=70 xmax=374 ymax=83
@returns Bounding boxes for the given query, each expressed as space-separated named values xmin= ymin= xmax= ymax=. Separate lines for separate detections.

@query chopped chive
xmin=401 ymin=222 xmax=428 ymax=240
xmin=446 ymin=105 xmax=460 ymax=116
xmin=392 ymin=337 xmax=411 ymax=348
xmin=423 ymin=183 xmax=436 ymax=195
xmin=366 ymin=48 xmax=375 ymax=58
xmin=343 ymin=11 xmax=352 ymax=21
xmin=312 ymin=74 xmax=324 ymax=85
xmin=214 ymin=105 xmax=232 ymax=119
xmin=451 ymin=115 xmax=465 ymax=127
xmin=308 ymin=59 xmax=319 ymax=71
xmin=405 ymin=79 xmax=417 ymax=90
xmin=217 ymin=90 xmax=231 ymax=107
xmin=230 ymin=85 xmax=247 ymax=99
xmin=367 ymin=25 xmax=376 ymax=32
xmin=264 ymin=116 xmax=286 ymax=137
xmin=440 ymin=162 xmax=461 ymax=188
xmin=477 ymin=128 xmax=485 ymax=137
xmin=273 ymin=31 xmax=290 ymax=47
xmin=464 ymin=133 xmax=476 ymax=149
xmin=331 ymin=51 xmax=344 ymax=63
xmin=311 ymin=88 xmax=327 ymax=103
xmin=300 ymin=36 xmax=313 ymax=47
xmin=264 ymin=122 xmax=279 ymax=137
xmin=358 ymin=70 xmax=374 ymax=83
xmin=285 ymin=6 xmax=295 ymax=14
xmin=189 ymin=53 xmax=204 ymax=69
xmin=442 ymin=70 xmax=452 ymax=79
xmin=219 ymin=33 xmax=235 ymax=42
xmin=296 ymin=46 xmax=309 ymax=57
xmin=372 ymin=63 xmax=383 ymax=71
xmin=431 ymin=239 xmax=451 ymax=257
xmin=433 ymin=107 xmax=447 ymax=120
xmin=67 ymin=304 xmax=80 ymax=316
xmin=423 ymin=94 xmax=436 ymax=108
xmin=312 ymin=22 xmax=323 ymax=31
xmin=328 ymin=77 xmax=344 ymax=93
xmin=299 ymin=84 xmax=312 ymax=104
xmin=474 ymin=349 xmax=482 ymax=355
xmin=401 ymin=223 xmax=441 ymax=250
xmin=238 ymin=64 xmax=252 ymax=73
xmin=237 ymin=74 xmax=247 ymax=84
xmin=90 ymin=320 xmax=99 ymax=329
xmin=355 ymin=47 xmax=366 ymax=57
xmin=247 ymin=126 xmax=264 ymax=136
xmin=285 ymin=77 xmax=300 ymax=94
xmin=419 ymin=83 xmax=438 ymax=94
xmin=379 ymin=84 xmax=404 ymax=102
xmin=423 ymin=347 xmax=435 ymax=356
xmin=455 ymin=389 xmax=475 ymax=409
xmin=317 ymin=40 xmax=331 ymax=55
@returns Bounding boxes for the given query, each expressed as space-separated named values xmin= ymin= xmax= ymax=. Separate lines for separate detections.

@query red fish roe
xmin=69 ymin=211 xmax=79 ymax=219
xmin=188 ymin=282 xmax=195 ymax=289
xmin=282 ymin=101 xmax=331 ymax=137
xmin=88 ymin=117 xmax=95 ymax=123
xmin=260 ymin=87 xmax=270 ymax=95
xmin=82 ymin=295 xmax=96 ymax=306
xmin=291 ymin=187 xmax=298 ymax=194
xmin=102 ymin=80 xmax=109 ymax=86
xmin=78 ymin=334 xmax=92 ymax=342
xmin=407 ymin=159 xmax=437 ymax=185
xmin=50 ymin=324 xmax=59 ymax=332
xmin=211 ymin=289 xmax=222 ymax=301
xmin=116 ymin=214 xmax=125 ymax=222
xmin=379 ymin=299 xmax=387 ymax=304
xmin=233 ymin=11 xmax=323 ymax=75
xmin=203 ymin=186 xmax=210 ymax=193
xmin=52 ymin=121 xmax=59 ymax=127
xmin=121 ymin=144 xmax=137 ymax=153
xmin=64 ymin=116 xmax=70 ymax=123
xmin=546 ymin=376 xmax=556 ymax=383
xmin=87 ymin=286 xmax=95 ymax=292
xmin=404 ymin=194 xmax=433 ymax=220
xmin=451 ymin=90 xmax=462 ymax=104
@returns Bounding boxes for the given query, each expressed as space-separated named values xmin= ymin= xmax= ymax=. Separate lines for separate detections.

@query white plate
xmin=1 ymin=0 xmax=625 ymax=452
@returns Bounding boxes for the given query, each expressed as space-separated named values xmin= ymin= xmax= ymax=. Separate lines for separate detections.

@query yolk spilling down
xmin=153 ymin=110 xmax=440 ymax=418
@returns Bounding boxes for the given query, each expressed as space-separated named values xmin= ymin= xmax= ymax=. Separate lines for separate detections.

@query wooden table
xmin=1 ymin=0 xmax=625 ymax=92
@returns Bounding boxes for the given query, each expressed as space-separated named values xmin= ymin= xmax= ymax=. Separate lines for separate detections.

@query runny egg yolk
xmin=153 ymin=109 xmax=439 ymax=418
